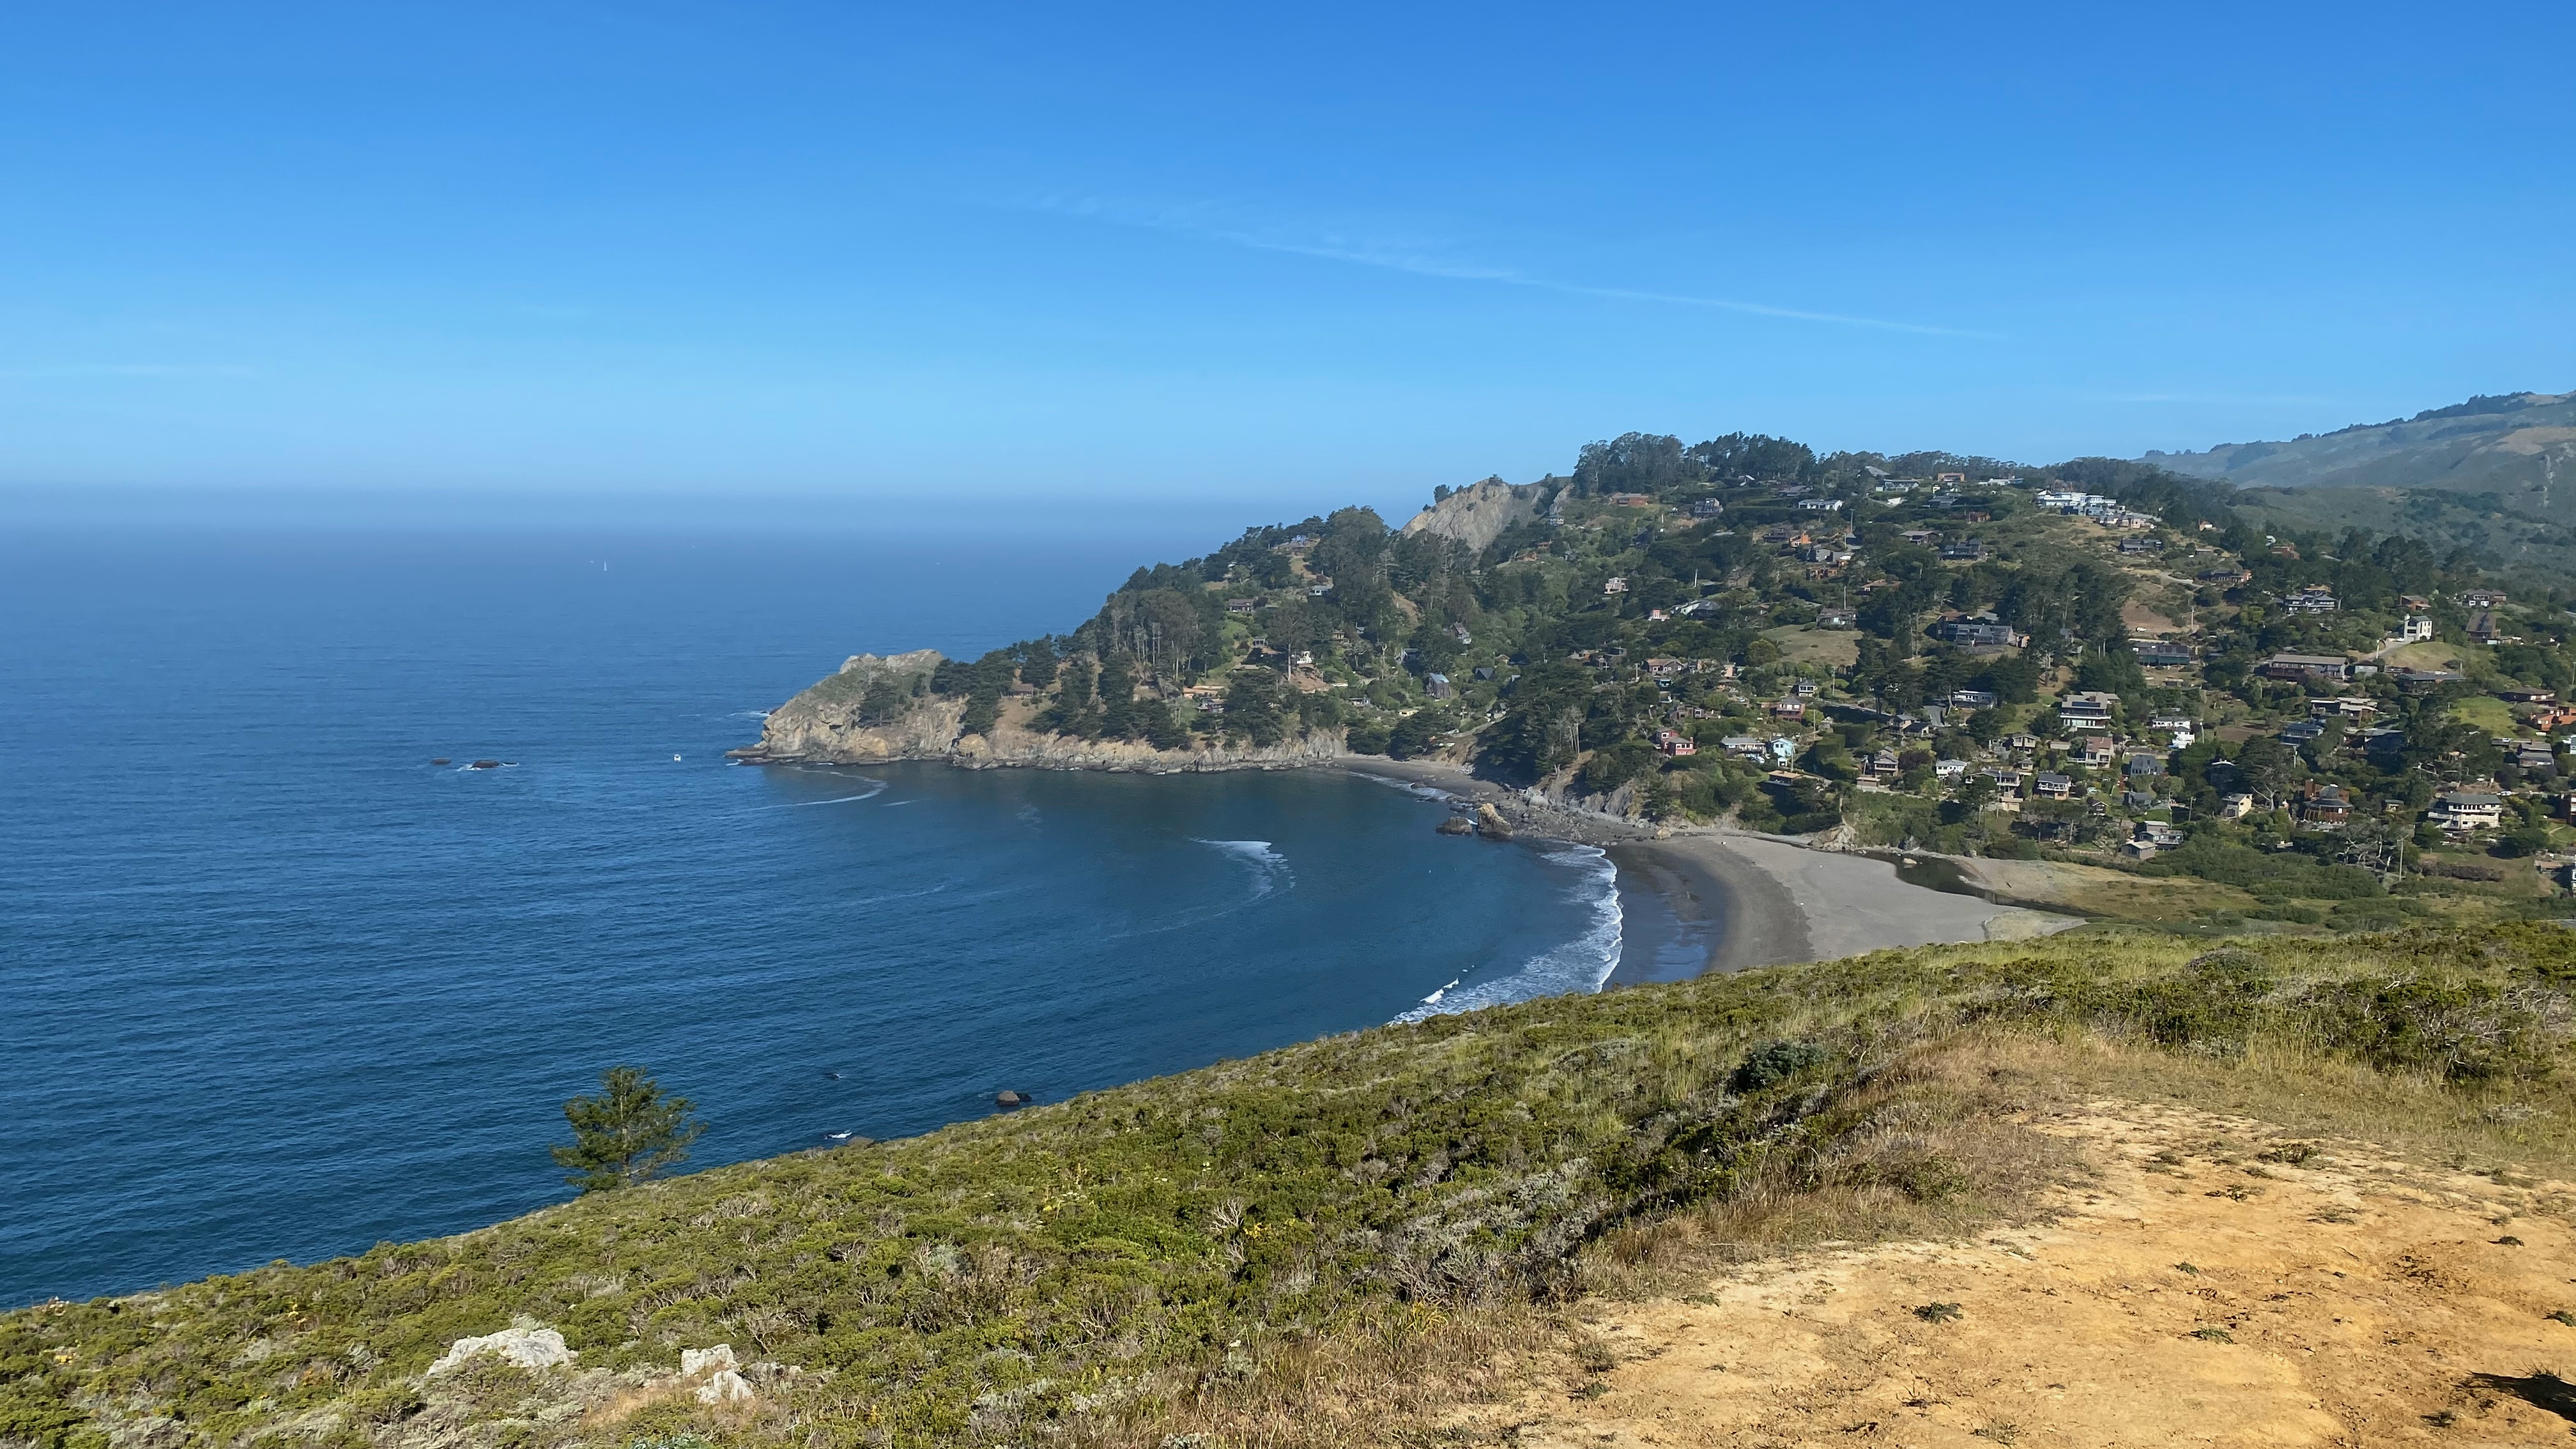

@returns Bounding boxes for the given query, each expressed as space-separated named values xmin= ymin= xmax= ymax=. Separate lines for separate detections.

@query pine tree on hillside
xmin=551 ymin=1066 xmax=704 ymax=1193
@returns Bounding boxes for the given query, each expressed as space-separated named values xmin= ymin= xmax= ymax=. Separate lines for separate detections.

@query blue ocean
xmin=0 ymin=524 xmax=1680 ymax=1307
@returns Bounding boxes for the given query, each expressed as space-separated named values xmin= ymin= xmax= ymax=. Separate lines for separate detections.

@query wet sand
xmin=1333 ymin=757 xmax=2078 ymax=976
xmin=1636 ymin=831 xmax=2080 ymax=969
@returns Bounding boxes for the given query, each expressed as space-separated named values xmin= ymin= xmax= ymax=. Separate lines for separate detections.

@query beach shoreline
xmin=1333 ymin=756 xmax=2080 ymax=976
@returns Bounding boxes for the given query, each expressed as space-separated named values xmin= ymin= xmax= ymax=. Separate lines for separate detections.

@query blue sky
xmin=3 ymin=2 xmax=2570 ymax=516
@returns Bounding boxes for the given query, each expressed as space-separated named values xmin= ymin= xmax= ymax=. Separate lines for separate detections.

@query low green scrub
xmin=8 ymin=926 xmax=2574 ymax=1449
xmin=2140 ymin=837 xmax=2382 ymax=899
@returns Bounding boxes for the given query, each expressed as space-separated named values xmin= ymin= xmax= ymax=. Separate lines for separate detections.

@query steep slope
xmin=1399 ymin=477 xmax=1548 ymax=553
xmin=8 ymin=925 xmax=2572 ymax=1449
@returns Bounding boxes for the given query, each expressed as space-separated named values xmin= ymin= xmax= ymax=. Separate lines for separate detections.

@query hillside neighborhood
xmin=881 ymin=431 xmax=2576 ymax=928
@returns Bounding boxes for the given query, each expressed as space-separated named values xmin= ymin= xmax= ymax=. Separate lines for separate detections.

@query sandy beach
xmin=1338 ymin=756 xmax=2079 ymax=975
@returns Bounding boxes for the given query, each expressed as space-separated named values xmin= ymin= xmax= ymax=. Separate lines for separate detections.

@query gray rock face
xmin=1400 ymin=478 xmax=1548 ymax=553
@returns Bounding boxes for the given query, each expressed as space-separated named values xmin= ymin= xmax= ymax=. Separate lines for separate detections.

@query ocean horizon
xmin=0 ymin=523 xmax=1693 ymax=1307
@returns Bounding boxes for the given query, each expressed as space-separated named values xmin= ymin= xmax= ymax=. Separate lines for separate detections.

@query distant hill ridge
xmin=2140 ymin=388 xmax=2575 ymax=500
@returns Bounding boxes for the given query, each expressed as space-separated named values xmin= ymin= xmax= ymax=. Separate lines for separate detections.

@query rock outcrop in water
xmin=732 ymin=649 xmax=1347 ymax=772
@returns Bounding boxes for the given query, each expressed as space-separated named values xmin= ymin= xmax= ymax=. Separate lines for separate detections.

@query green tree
xmin=551 ymin=1066 xmax=704 ymax=1194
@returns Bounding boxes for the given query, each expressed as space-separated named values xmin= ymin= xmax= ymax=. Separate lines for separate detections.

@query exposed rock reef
xmin=732 ymin=650 xmax=1346 ymax=772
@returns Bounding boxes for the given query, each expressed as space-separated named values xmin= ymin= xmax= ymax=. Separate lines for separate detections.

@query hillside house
xmin=2281 ymin=586 xmax=2341 ymax=615
xmin=2262 ymin=653 xmax=2349 ymax=682
xmin=2301 ymin=784 xmax=2352 ymax=827
xmin=2430 ymin=792 xmax=2504 ymax=832
xmin=2059 ymin=691 xmax=2120 ymax=729
xmin=2133 ymin=640 xmax=2194 ymax=668
xmin=2198 ymin=567 xmax=2254 ymax=586
xmin=2399 ymin=615 xmax=2436 ymax=642
xmin=1934 ymin=618 xmax=2022 ymax=648
xmin=2393 ymin=666 xmax=2466 ymax=693
xmin=1652 ymin=729 xmax=1696 ymax=756
xmin=2033 ymin=772 xmax=2075 ymax=799
xmin=2076 ymin=735 xmax=2117 ymax=767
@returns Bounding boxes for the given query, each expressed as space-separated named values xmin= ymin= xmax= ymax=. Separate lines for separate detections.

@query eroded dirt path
xmin=1484 ymin=1103 xmax=2576 ymax=1446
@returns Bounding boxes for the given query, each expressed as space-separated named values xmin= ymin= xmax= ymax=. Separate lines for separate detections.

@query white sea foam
xmin=1192 ymin=838 xmax=1291 ymax=900
xmin=1347 ymin=770 xmax=1455 ymax=803
xmin=1396 ymin=845 xmax=1622 ymax=1023
xmin=763 ymin=778 xmax=887 ymax=808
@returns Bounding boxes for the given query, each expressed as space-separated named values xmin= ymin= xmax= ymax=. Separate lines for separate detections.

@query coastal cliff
xmin=732 ymin=649 xmax=1347 ymax=772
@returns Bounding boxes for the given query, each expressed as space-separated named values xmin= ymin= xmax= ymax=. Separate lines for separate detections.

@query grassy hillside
xmin=2140 ymin=390 xmax=2576 ymax=576
xmin=8 ymin=925 xmax=2575 ymax=1449
xmin=2143 ymin=390 xmax=2575 ymax=498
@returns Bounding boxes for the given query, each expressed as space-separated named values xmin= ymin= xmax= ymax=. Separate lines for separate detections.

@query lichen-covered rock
xmin=425 ymin=1319 xmax=574 ymax=1376
xmin=679 ymin=1344 xmax=755 ymax=1405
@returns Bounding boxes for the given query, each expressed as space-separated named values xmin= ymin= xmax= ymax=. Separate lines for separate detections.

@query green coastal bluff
xmin=730 ymin=486 xmax=1545 ymax=774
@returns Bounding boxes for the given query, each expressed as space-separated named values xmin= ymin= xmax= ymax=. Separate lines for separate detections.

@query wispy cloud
xmin=1018 ymin=194 xmax=1998 ymax=339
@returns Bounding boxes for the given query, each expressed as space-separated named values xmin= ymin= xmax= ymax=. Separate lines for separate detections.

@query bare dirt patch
xmin=2121 ymin=596 xmax=2184 ymax=636
xmin=1472 ymin=1101 xmax=2576 ymax=1447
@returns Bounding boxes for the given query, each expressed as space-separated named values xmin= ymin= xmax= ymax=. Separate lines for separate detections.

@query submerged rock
xmin=995 ymin=1090 xmax=1030 ymax=1108
xmin=1436 ymin=816 xmax=1473 ymax=836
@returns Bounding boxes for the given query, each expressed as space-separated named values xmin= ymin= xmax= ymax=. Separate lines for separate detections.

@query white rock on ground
xmin=425 ymin=1320 xmax=575 ymax=1376
xmin=680 ymin=1344 xmax=753 ymax=1404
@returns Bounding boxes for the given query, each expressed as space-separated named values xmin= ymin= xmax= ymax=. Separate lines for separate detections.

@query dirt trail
xmin=1481 ymin=1103 xmax=2576 ymax=1446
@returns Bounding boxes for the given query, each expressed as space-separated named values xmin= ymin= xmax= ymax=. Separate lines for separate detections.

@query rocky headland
xmin=728 ymin=649 xmax=1344 ymax=772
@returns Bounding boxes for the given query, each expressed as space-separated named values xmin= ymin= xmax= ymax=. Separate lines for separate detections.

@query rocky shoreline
xmin=732 ymin=655 xmax=2076 ymax=977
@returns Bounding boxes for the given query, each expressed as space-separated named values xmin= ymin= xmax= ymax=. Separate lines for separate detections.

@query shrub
xmin=1731 ymin=1039 xmax=1830 ymax=1092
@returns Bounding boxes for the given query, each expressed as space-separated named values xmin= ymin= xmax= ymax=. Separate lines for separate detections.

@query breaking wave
xmin=1397 ymin=845 xmax=1621 ymax=1022
xmin=1192 ymin=838 xmax=1291 ymax=901
xmin=763 ymin=778 xmax=887 ymax=808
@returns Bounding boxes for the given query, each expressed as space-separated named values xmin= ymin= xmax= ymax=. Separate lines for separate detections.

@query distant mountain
xmin=2138 ymin=390 xmax=2576 ymax=576
xmin=2141 ymin=390 xmax=2575 ymax=501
